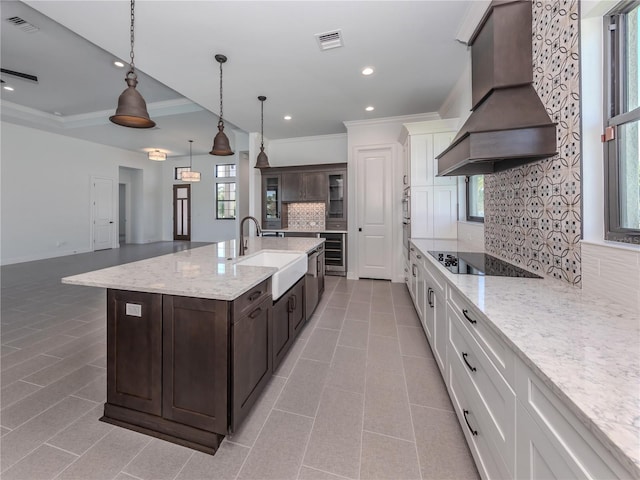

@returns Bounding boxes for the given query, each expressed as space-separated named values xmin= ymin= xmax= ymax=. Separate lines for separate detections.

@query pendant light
xmin=210 ymin=54 xmax=234 ymax=156
xmin=181 ymin=140 xmax=201 ymax=182
xmin=109 ymin=0 xmax=156 ymax=128
xmin=255 ymin=95 xmax=270 ymax=169
xmin=148 ymin=149 xmax=166 ymax=161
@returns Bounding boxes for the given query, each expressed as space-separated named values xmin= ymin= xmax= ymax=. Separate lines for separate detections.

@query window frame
xmin=466 ymin=175 xmax=485 ymax=223
xmin=215 ymin=181 xmax=236 ymax=220
xmin=215 ymin=164 xmax=236 ymax=178
xmin=603 ymin=1 xmax=640 ymax=243
xmin=174 ymin=166 xmax=191 ymax=181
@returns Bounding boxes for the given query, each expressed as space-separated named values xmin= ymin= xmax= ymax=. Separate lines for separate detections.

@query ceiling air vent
xmin=315 ymin=30 xmax=343 ymax=51
xmin=5 ymin=16 xmax=39 ymax=33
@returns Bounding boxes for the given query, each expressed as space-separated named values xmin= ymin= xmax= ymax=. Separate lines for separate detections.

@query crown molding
xmin=344 ymin=112 xmax=440 ymax=129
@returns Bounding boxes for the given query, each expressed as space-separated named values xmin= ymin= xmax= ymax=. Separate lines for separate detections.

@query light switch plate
xmin=126 ymin=303 xmax=142 ymax=317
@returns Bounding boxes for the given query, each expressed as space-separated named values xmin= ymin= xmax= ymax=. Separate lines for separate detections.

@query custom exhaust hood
xmin=436 ymin=0 xmax=557 ymax=176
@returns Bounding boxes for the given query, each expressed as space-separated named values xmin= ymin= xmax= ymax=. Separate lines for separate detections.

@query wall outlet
xmin=126 ymin=303 xmax=142 ymax=317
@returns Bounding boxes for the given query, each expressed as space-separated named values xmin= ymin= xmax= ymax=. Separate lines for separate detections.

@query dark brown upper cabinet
xmin=282 ymin=172 xmax=327 ymax=202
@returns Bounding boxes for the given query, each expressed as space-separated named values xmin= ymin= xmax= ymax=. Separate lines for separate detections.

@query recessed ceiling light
xmin=284 ymin=115 xmax=292 ymax=120
xmin=113 ymin=61 xmax=125 ymax=68
xmin=53 ymin=111 xmax=62 ymax=116
xmin=3 ymin=85 xmax=15 ymax=91
xmin=365 ymin=106 xmax=374 ymax=112
xmin=362 ymin=67 xmax=374 ymax=76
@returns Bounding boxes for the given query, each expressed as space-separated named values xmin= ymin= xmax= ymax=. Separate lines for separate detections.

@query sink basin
xmin=236 ymin=250 xmax=307 ymax=300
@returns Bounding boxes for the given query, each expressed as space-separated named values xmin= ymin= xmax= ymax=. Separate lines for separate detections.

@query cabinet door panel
xmin=272 ymin=291 xmax=293 ymax=370
xmin=232 ymin=297 xmax=272 ymax=432
xmin=163 ymin=296 xmax=228 ymax=434
xmin=410 ymin=134 xmax=433 ymax=186
xmin=303 ymin=172 xmax=327 ymax=201
xmin=433 ymin=132 xmax=458 ymax=185
xmin=107 ymin=290 xmax=162 ymax=415
xmin=433 ymin=186 xmax=458 ymax=238
xmin=411 ymin=187 xmax=432 ymax=238
xmin=282 ymin=173 xmax=303 ymax=202
xmin=290 ymin=277 xmax=306 ymax=335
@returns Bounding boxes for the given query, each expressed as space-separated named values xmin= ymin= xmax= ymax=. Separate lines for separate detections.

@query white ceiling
xmin=1 ymin=0 xmax=475 ymax=157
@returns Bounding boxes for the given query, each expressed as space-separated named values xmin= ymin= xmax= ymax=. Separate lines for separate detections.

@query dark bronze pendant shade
xmin=110 ymin=72 xmax=156 ymax=128
xmin=210 ymin=54 xmax=234 ymax=156
xmin=109 ymin=0 xmax=155 ymax=129
xmin=255 ymin=95 xmax=270 ymax=168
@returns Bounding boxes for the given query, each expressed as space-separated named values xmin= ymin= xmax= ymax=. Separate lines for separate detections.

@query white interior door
xmin=92 ymin=177 xmax=115 ymax=251
xmin=356 ymin=147 xmax=393 ymax=279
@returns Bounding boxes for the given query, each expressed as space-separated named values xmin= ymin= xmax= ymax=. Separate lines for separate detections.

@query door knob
xmin=358 ymin=227 xmax=362 ymax=232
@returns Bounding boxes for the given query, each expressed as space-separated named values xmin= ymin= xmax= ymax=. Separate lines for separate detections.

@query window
xmin=604 ymin=3 xmax=640 ymax=243
xmin=466 ymin=175 xmax=484 ymax=222
xmin=216 ymin=183 xmax=236 ymax=219
xmin=216 ymin=164 xmax=236 ymax=178
xmin=216 ymin=163 xmax=237 ymax=219
xmin=174 ymin=167 xmax=191 ymax=180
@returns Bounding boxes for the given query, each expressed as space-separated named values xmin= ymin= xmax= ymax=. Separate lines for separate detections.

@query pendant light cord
xmin=189 ymin=140 xmax=193 ymax=168
xmin=260 ymin=99 xmax=265 ymax=149
xmin=218 ymin=61 xmax=224 ymax=127
xmin=129 ymin=0 xmax=136 ymax=72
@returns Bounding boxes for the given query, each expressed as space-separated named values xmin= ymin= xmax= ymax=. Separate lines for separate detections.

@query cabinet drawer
xmin=449 ymin=311 xmax=516 ymax=475
xmin=448 ymin=355 xmax=511 ymax=480
xmin=326 ymin=221 xmax=346 ymax=230
xmin=233 ymin=280 xmax=271 ymax=320
xmin=448 ymin=287 xmax=515 ymax=387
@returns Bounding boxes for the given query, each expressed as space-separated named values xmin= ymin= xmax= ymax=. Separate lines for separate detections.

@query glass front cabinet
xmin=262 ymin=174 xmax=285 ymax=229
xmin=326 ymin=169 xmax=347 ymax=230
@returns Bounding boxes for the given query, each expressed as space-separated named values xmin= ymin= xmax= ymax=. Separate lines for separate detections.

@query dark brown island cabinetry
xmin=103 ymin=279 xmax=274 ymax=454
xmin=272 ymin=277 xmax=305 ymax=371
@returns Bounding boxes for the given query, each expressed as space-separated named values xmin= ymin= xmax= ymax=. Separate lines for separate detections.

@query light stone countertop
xmin=262 ymin=228 xmax=348 ymax=234
xmin=410 ymin=238 xmax=640 ymax=478
xmin=62 ymin=237 xmax=324 ymax=301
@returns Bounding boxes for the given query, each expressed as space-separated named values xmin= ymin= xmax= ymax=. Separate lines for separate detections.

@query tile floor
xmin=1 ymin=242 xmax=478 ymax=480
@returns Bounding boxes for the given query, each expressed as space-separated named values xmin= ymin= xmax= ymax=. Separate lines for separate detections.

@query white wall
xmin=1 ymin=121 xmax=163 ymax=264
xmin=267 ymin=134 xmax=347 ymax=167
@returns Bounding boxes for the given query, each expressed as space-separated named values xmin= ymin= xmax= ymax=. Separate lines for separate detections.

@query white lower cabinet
xmin=515 ymin=360 xmax=633 ymax=480
xmin=448 ymin=296 xmax=516 ymax=479
xmin=404 ymin=243 xmax=636 ymax=480
xmin=424 ymin=260 xmax=447 ymax=375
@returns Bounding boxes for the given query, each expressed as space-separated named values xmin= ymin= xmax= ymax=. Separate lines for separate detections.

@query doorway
xmin=173 ymin=184 xmax=191 ymax=240
xmin=356 ymin=147 xmax=393 ymax=280
xmin=91 ymin=176 xmax=115 ymax=251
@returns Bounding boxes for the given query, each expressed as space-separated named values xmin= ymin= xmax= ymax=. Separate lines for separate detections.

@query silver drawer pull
xmin=462 ymin=352 xmax=477 ymax=372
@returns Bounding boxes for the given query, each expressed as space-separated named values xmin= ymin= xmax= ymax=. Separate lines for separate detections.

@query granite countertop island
xmin=410 ymin=238 xmax=640 ymax=478
xmin=62 ymin=237 xmax=323 ymax=300
xmin=61 ymin=236 xmax=325 ymax=455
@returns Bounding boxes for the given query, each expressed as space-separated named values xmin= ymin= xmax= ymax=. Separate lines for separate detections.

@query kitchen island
xmin=62 ymin=237 xmax=324 ymax=455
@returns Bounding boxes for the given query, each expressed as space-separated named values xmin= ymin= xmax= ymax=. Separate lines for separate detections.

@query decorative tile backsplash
xmin=485 ymin=0 xmax=582 ymax=285
xmin=287 ymin=203 xmax=325 ymax=229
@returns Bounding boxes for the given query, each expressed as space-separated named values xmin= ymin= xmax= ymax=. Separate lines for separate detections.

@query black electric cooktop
xmin=428 ymin=251 xmax=542 ymax=278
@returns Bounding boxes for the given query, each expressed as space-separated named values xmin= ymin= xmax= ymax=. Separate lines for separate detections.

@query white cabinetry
xmin=515 ymin=360 xmax=633 ymax=480
xmin=399 ymin=120 xmax=459 ymax=239
xmin=404 ymin=242 xmax=636 ymax=480
xmin=423 ymin=258 xmax=447 ymax=374
xmin=447 ymin=287 xmax=516 ymax=479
